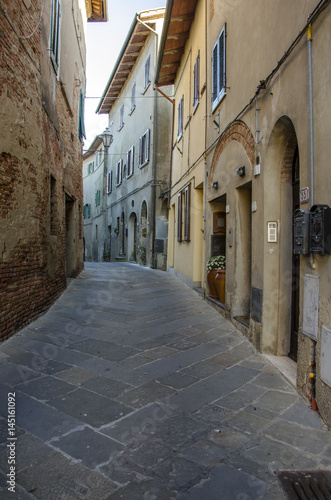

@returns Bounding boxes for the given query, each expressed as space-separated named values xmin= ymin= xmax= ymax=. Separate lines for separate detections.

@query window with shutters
xmin=144 ymin=55 xmax=151 ymax=90
xmin=87 ymin=162 xmax=94 ymax=174
xmin=107 ymin=171 xmax=112 ymax=193
xmin=131 ymin=83 xmax=136 ymax=113
xmin=78 ymin=89 xmax=86 ymax=141
xmin=212 ymin=24 xmax=226 ymax=110
xmin=177 ymin=183 xmax=191 ymax=242
xmin=177 ymin=193 xmax=182 ymax=242
xmin=127 ymin=146 xmax=134 ymax=178
xmin=116 ymin=159 xmax=123 ymax=186
xmin=83 ymin=204 xmax=91 ymax=218
xmin=95 ymin=190 xmax=101 ymax=206
xmin=183 ymin=184 xmax=191 ymax=241
xmin=119 ymin=105 xmax=124 ymax=129
xmin=138 ymin=129 xmax=150 ymax=168
xmin=177 ymin=96 xmax=184 ymax=140
xmin=50 ymin=0 xmax=61 ymax=72
xmin=193 ymin=52 xmax=200 ymax=112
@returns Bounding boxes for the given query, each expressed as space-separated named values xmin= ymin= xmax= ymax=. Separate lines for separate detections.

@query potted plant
xmin=214 ymin=256 xmax=226 ymax=303
xmin=114 ymin=226 xmax=119 ymax=235
xmin=206 ymin=255 xmax=226 ymax=299
xmin=102 ymin=252 xmax=110 ymax=262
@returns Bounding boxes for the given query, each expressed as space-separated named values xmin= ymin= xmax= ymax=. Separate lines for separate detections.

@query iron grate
xmin=277 ymin=471 xmax=331 ymax=500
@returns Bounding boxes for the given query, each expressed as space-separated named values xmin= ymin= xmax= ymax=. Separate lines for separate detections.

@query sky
xmin=84 ymin=0 xmax=166 ymax=148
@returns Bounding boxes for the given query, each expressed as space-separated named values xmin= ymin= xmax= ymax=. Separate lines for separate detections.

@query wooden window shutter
xmin=138 ymin=136 xmax=142 ymax=167
xmin=193 ymin=52 xmax=199 ymax=107
xmin=177 ymin=193 xmax=182 ymax=242
xmin=131 ymin=146 xmax=134 ymax=174
xmin=219 ymin=29 xmax=225 ymax=91
xmin=88 ymin=204 xmax=91 ymax=217
xmin=107 ymin=171 xmax=112 ymax=193
xmin=184 ymin=184 xmax=191 ymax=241
xmin=145 ymin=129 xmax=150 ymax=163
xmin=212 ymin=44 xmax=218 ymax=102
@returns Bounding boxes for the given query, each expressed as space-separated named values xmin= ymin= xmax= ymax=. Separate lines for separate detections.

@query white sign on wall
xmin=321 ymin=326 xmax=331 ymax=388
xmin=302 ymin=274 xmax=319 ymax=340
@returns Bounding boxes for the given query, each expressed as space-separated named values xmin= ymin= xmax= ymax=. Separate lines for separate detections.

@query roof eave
xmin=96 ymin=15 xmax=138 ymax=114
xmin=155 ymin=0 xmax=174 ymax=86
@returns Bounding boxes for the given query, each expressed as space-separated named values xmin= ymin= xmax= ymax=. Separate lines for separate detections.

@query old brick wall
xmin=0 ymin=0 xmax=84 ymax=341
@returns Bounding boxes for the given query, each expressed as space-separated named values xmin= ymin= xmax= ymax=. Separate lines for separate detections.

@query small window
xmin=107 ymin=171 xmax=112 ymax=194
xmin=119 ymin=105 xmax=124 ymax=129
xmin=138 ymin=129 xmax=150 ymax=168
xmin=83 ymin=204 xmax=91 ymax=218
xmin=177 ymin=96 xmax=184 ymax=139
xmin=88 ymin=162 xmax=94 ymax=174
xmin=95 ymin=190 xmax=101 ymax=206
xmin=127 ymin=146 xmax=134 ymax=177
xmin=131 ymin=83 xmax=136 ymax=112
xmin=50 ymin=0 xmax=61 ymax=71
xmin=144 ymin=55 xmax=151 ymax=89
xmin=193 ymin=52 xmax=200 ymax=111
xmin=116 ymin=159 xmax=123 ymax=186
xmin=212 ymin=24 xmax=226 ymax=109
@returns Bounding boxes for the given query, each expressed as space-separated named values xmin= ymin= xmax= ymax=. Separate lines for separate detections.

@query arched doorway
xmin=128 ymin=212 xmax=137 ymax=261
xmin=121 ymin=211 xmax=125 ymax=255
xmin=140 ymin=201 xmax=148 ymax=265
xmin=263 ymin=116 xmax=299 ymax=361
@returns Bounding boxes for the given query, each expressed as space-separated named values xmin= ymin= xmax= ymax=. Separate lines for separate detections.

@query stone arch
xmin=209 ymin=120 xmax=255 ymax=187
xmin=262 ymin=115 xmax=299 ymax=357
xmin=128 ymin=211 xmax=137 ymax=261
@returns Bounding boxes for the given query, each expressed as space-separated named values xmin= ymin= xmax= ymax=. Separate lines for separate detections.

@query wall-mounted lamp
xmin=100 ymin=126 xmax=113 ymax=150
xmin=212 ymin=181 xmax=218 ymax=190
xmin=236 ymin=166 xmax=245 ymax=177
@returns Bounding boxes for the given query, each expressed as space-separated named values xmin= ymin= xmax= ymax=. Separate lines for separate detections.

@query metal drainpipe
xmin=136 ymin=15 xmax=158 ymax=268
xmin=307 ymin=23 xmax=317 ymax=410
xmin=307 ymin=24 xmax=314 ymax=209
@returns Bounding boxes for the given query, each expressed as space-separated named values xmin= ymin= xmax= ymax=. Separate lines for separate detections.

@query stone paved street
xmin=0 ymin=263 xmax=331 ymax=499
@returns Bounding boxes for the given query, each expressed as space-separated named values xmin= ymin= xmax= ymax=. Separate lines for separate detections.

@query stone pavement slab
xmin=0 ymin=262 xmax=330 ymax=499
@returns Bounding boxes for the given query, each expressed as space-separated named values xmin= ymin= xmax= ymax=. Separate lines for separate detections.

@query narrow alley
xmin=0 ymin=263 xmax=330 ymax=499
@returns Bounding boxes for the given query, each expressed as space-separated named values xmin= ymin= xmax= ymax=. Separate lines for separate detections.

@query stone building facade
xmin=82 ymin=136 xmax=107 ymax=262
xmin=0 ymin=0 xmax=106 ymax=341
xmin=156 ymin=0 xmax=331 ymax=426
xmin=94 ymin=8 xmax=172 ymax=270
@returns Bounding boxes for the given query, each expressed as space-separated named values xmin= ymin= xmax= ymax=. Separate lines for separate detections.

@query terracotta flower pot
xmin=215 ymin=268 xmax=226 ymax=303
xmin=207 ymin=269 xmax=218 ymax=299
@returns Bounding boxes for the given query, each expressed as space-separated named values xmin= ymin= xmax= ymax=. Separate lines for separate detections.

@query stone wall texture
xmin=0 ymin=0 xmax=84 ymax=341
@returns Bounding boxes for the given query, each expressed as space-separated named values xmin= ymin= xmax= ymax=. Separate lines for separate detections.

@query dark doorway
xmin=65 ymin=194 xmax=75 ymax=277
xmin=121 ymin=212 xmax=125 ymax=255
xmin=290 ymin=147 xmax=300 ymax=361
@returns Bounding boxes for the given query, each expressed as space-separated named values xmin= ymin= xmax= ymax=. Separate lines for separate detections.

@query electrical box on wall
xmin=293 ymin=209 xmax=310 ymax=254
xmin=310 ymin=204 xmax=331 ymax=254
